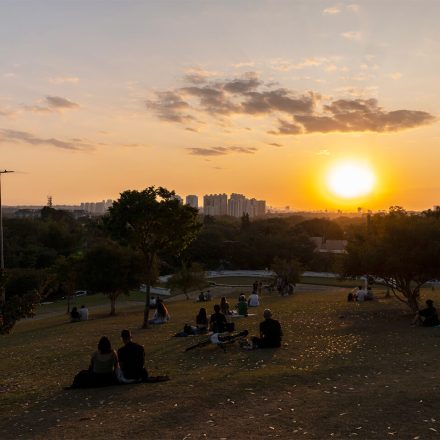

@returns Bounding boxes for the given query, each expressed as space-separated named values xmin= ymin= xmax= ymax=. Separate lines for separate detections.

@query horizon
xmin=1 ymin=1 xmax=440 ymax=210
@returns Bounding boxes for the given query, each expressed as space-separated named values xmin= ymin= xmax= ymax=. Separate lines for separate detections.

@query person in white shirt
xmin=79 ymin=305 xmax=89 ymax=321
xmin=356 ymin=289 xmax=367 ymax=302
xmin=248 ymin=292 xmax=260 ymax=307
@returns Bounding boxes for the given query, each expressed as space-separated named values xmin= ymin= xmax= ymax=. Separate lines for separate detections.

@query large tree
xmin=81 ymin=242 xmax=143 ymax=315
xmin=344 ymin=208 xmax=440 ymax=312
xmin=105 ymin=187 xmax=201 ymax=327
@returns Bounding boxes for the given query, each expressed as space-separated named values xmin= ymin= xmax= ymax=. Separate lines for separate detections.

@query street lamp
xmin=0 ymin=170 xmax=14 ymax=303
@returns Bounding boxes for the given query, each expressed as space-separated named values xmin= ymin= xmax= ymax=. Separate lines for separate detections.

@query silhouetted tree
xmin=166 ymin=262 xmax=207 ymax=300
xmin=105 ymin=187 xmax=201 ymax=327
xmin=344 ymin=209 xmax=440 ymax=312
xmin=81 ymin=242 xmax=143 ymax=315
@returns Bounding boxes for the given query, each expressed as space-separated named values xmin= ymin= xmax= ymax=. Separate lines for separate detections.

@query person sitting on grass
xmin=79 ymin=304 xmax=89 ymax=321
xmin=210 ymin=304 xmax=228 ymax=333
xmin=70 ymin=336 xmax=119 ymax=388
xmin=148 ymin=299 xmax=170 ymax=324
xmin=198 ymin=292 xmax=205 ymax=302
xmin=248 ymin=291 xmax=260 ymax=307
xmin=117 ymin=329 xmax=148 ymax=382
xmin=196 ymin=307 xmax=209 ymax=333
xmin=251 ymin=309 xmax=283 ymax=349
xmin=70 ymin=306 xmax=81 ymax=322
xmin=220 ymin=296 xmax=231 ymax=315
xmin=236 ymin=295 xmax=248 ymax=317
xmin=412 ymin=299 xmax=440 ymax=327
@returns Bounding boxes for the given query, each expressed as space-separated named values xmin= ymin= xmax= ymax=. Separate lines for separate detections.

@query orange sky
xmin=1 ymin=1 xmax=439 ymax=211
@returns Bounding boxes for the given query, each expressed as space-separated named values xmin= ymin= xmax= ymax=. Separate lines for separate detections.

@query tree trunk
xmin=110 ymin=295 xmax=116 ymax=316
xmin=142 ymin=283 xmax=151 ymax=328
xmin=66 ymin=294 xmax=71 ymax=314
xmin=406 ymin=290 xmax=419 ymax=313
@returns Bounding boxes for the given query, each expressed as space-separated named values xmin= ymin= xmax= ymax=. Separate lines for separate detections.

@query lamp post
xmin=0 ymin=170 xmax=14 ymax=303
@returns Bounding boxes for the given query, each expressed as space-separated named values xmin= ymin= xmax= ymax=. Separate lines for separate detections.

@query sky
xmin=0 ymin=0 xmax=439 ymax=211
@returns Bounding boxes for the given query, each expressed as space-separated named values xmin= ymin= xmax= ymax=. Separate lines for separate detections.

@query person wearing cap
xmin=117 ymin=329 xmax=149 ymax=382
xmin=252 ymin=309 xmax=283 ymax=348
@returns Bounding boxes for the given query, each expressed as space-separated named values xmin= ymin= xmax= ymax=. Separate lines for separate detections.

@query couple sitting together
xmin=69 ymin=330 xmax=149 ymax=388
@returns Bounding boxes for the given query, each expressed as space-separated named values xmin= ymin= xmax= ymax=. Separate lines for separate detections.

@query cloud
xmin=341 ymin=31 xmax=361 ymax=41
xmin=46 ymin=96 xmax=79 ymax=109
xmin=316 ymin=149 xmax=331 ymax=156
xmin=388 ymin=72 xmax=402 ymax=80
xmin=347 ymin=4 xmax=360 ymax=12
xmin=147 ymin=72 xmax=435 ymax=135
xmin=186 ymin=146 xmax=258 ymax=156
xmin=146 ymin=91 xmax=192 ymax=122
xmin=49 ymin=76 xmax=80 ymax=84
xmin=268 ymin=142 xmax=283 ymax=147
xmin=323 ymin=6 xmax=341 ymax=15
xmin=0 ymin=128 xmax=91 ymax=150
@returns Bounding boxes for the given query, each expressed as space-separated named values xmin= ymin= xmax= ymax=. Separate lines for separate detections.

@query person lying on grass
xmin=412 ymin=299 xmax=440 ymax=327
xmin=250 ymin=309 xmax=283 ymax=349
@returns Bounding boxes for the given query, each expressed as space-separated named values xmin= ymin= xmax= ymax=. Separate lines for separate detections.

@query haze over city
xmin=1 ymin=1 xmax=439 ymax=211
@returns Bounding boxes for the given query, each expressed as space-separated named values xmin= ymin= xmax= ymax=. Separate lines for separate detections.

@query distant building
xmin=185 ymin=195 xmax=198 ymax=209
xmin=311 ymin=236 xmax=347 ymax=253
xmin=203 ymin=194 xmax=228 ymax=216
xmin=204 ymin=193 xmax=266 ymax=218
xmin=80 ymin=199 xmax=113 ymax=215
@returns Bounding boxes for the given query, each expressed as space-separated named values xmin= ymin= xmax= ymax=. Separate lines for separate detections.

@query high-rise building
xmin=186 ymin=195 xmax=198 ymax=209
xmin=228 ymin=193 xmax=246 ymax=217
xmin=171 ymin=194 xmax=183 ymax=204
xmin=203 ymin=193 xmax=228 ymax=216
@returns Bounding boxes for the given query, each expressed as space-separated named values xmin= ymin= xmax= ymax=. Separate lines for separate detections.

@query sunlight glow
xmin=327 ymin=162 xmax=376 ymax=199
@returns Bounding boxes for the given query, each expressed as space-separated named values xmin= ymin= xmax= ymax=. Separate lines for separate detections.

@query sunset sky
xmin=1 ymin=0 xmax=439 ymax=211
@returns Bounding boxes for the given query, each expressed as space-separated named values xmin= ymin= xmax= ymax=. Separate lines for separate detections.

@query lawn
xmin=1 ymin=287 xmax=440 ymax=439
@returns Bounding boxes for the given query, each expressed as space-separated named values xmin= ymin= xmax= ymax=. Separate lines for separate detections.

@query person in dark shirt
xmin=70 ymin=307 xmax=81 ymax=322
xmin=413 ymin=299 xmax=440 ymax=327
xmin=117 ymin=329 xmax=148 ymax=382
xmin=209 ymin=304 xmax=228 ymax=333
xmin=252 ymin=309 xmax=282 ymax=348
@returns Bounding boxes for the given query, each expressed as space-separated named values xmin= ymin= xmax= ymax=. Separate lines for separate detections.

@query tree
xmin=344 ymin=210 xmax=440 ymax=312
xmin=0 ymin=269 xmax=54 ymax=334
xmin=271 ymin=257 xmax=302 ymax=295
xmin=166 ymin=262 xmax=207 ymax=300
xmin=105 ymin=187 xmax=201 ymax=327
xmin=81 ymin=242 xmax=143 ymax=315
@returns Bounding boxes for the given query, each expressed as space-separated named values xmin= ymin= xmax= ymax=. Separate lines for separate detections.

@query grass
xmin=1 ymin=286 xmax=440 ymax=439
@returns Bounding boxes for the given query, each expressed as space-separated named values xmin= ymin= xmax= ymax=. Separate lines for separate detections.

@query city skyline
xmin=1 ymin=1 xmax=440 ymax=210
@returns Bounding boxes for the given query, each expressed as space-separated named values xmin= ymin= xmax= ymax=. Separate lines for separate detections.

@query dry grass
xmin=1 ymin=286 xmax=440 ymax=439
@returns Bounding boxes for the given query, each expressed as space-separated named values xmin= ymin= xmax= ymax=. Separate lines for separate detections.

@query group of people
xmin=70 ymin=330 xmax=148 ymax=388
xmin=197 ymin=290 xmax=212 ymax=302
xmin=70 ymin=305 xmax=89 ymax=322
xmin=347 ymin=286 xmax=374 ymax=302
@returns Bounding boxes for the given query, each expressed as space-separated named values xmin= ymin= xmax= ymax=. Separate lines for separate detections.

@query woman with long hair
xmin=196 ymin=307 xmax=208 ymax=333
xmin=149 ymin=299 xmax=170 ymax=324
xmin=70 ymin=336 xmax=119 ymax=388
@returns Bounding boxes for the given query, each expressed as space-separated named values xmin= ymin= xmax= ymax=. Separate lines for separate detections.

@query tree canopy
xmin=344 ymin=209 xmax=440 ymax=311
xmin=105 ymin=186 xmax=201 ymax=327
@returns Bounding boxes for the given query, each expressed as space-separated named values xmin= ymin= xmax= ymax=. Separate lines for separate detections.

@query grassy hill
xmin=1 ymin=287 xmax=440 ymax=439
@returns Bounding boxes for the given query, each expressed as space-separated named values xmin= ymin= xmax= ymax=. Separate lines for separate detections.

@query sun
xmin=326 ymin=161 xmax=376 ymax=199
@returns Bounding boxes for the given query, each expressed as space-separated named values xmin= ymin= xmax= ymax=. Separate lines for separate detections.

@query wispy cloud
xmin=316 ymin=149 xmax=331 ymax=156
xmin=388 ymin=72 xmax=402 ymax=80
xmin=268 ymin=142 xmax=283 ymax=147
xmin=341 ymin=31 xmax=361 ymax=41
xmin=186 ymin=146 xmax=258 ymax=156
xmin=0 ymin=128 xmax=92 ymax=150
xmin=323 ymin=6 xmax=341 ymax=15
xmin=46 ymin=96 xmax=79 ymax=109
xmin=49 ymin=76 xmax=80 ymax=84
